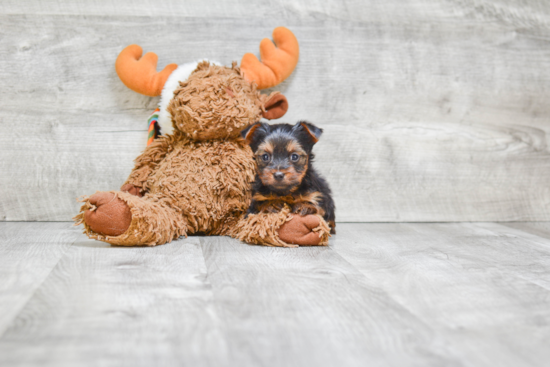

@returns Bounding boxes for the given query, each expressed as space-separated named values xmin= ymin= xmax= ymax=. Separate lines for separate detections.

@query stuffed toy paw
xmin=278 ymin=214 xmax=327 ymax=246
xmin=82 ymin=192 xmax=132 ymax=237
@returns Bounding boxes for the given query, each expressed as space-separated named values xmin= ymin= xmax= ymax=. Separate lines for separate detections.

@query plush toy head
xmin=167 ymin=61 xmax=285 ymax=141
xmin=115 ymin=27 xmax=299 ymax=141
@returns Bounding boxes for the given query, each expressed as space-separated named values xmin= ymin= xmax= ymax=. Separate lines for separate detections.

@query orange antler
xmin=240 ymin=27 xmax=299 ymax=90
xmin=115 ymin=45 xmax=178 ymax=97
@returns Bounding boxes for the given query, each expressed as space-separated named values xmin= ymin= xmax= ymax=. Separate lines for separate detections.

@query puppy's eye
xmin=290 ymin=153 xmax=300 ymax=162
xmin=261 ymin=153 xmax=270 ymax=162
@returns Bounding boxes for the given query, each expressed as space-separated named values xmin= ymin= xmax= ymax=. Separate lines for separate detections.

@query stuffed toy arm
xmin=122 ymin=135 xmax=172 ymax=196
xmin=231 ymin=207 xmax=331 ymax=247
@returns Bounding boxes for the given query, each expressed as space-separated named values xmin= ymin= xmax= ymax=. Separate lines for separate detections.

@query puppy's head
xmin=241 ymin=121 xmax=322 ymax=193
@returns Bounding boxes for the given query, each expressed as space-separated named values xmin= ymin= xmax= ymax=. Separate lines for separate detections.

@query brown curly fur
xmin=74 ymin=62 xmax=331 ymax=247
xmin=168 ymin=62 xmax=267 ymax=141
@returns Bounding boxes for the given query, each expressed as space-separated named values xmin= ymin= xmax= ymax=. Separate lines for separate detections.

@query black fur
xmin=242 ymin=121 xmax=336 ymax=234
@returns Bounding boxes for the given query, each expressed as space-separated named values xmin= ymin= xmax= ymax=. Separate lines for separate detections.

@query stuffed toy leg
xmin=75 ymin=191 xmax=188 ymax=246
xmin=75 ymin=190 xmax=329 ymax=247
xmin=230 ymin=208 xmax=331 ymax=248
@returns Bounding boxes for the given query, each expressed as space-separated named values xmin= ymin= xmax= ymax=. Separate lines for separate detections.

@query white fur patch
xmin=157 ymin=60 xmax=221 ymax=136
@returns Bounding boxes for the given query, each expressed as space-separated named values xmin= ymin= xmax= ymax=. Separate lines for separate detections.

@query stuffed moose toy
xmin=74 ymin=27 xmax=331 ymax=247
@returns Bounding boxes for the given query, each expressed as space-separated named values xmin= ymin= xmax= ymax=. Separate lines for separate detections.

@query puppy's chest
xmin=253 ymin=191 xmax=325 ymax=216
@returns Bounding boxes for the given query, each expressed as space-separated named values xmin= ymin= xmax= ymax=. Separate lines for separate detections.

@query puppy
xmin=241 ymin=121 xmax=336 ymax=234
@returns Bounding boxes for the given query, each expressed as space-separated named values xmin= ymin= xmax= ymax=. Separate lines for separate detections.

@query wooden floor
xmin=1 ymin=222 xmax=549 ymax=366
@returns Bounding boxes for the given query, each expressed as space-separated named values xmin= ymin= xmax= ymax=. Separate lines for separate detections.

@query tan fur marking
xmin=328 ymin=220 xmax=336 ymax=234
xmin=301 ymin=122 xmax=319 ymax=143
xmin=257 ymin=141 xmax=274 ymax=154
xmin=292 ymin=202 xmax=324 ymax=216
xmin=287 ymin=161 xmax=307 ymax=192
xmin=299 ymin=191 xmax=323 ymax=206
xmin=286 ymin=140 xmax=305 ymax=154
xmin=257 ymin=162 xmax=308 ymax=190
xmin=244 ymin=123 xmax=261 ymax=145
xmin=253 ymin=191 xmax=324 ymax=216
xmin=253 ymin=191 xmax=322 ymax=205
xmin=253 ymin=191 xmax=323 ymax=206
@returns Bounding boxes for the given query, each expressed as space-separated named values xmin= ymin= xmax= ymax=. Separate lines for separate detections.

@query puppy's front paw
xmin=121 ymin=183 xmax=143 ymax=197
xmin=258 ymin=201 xmax=286 ymax=214
xmin=292 ymin=202 xmax=318 ymax=216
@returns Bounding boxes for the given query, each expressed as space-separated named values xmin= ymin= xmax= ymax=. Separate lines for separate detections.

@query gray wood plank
xmin=502 ymin=222 xmax=550 ymax=241
xmin=0 ymin=222 xmax=76 ymax=337
xmin=2 ymin=0 xmax=549 ymax=38
xmin=0 ymin=0 xmax=472 ymax=20
xmin=2 ymin=2 xmax=550 ymax=221
xmin=0 ymin=110 xmax=147 ymax=222
xmin=199 ymin=236 xmax=458 ymax=367
xmin=331 ymin=222 xmax=550 ymax=366
xmin=0 ymin=234 xmax=226 ymax=367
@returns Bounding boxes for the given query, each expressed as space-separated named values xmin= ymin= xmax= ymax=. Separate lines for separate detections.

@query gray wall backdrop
xmin=1 ymin=0 xmax=549 ymax=222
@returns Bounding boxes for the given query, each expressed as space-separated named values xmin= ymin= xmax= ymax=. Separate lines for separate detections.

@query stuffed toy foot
xmin=278 ymin=215 xmax=328 ymax=246
xmin=232 ymin=207 xmax=331 ymax=247
xmin=83 ymin=192 xmax=132 ymax=236
xmin=75 ymin=190 xmax=188 ymax=246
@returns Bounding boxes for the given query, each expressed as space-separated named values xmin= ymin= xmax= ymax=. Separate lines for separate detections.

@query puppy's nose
xmin=273 ymin=172 xmax=285 ymax=181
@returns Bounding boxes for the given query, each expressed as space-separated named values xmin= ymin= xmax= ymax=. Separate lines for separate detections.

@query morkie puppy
xmin=241 ymin=121 xmax=336 ymax=234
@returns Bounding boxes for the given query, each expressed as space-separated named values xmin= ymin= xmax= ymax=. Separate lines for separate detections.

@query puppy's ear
xmin=241 ymin=122 xmax=265 ymax=145
xmin=295 ymin=121 xmax=323 ymax=144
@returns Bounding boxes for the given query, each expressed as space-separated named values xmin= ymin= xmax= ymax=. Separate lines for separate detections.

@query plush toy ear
xmin=241 ymin=122 xmax=264 ymax=145
xmin=262 ymin=93 xmax=288 ymax=120
xmin=296 ymin=121 xmax=323 ymax=143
